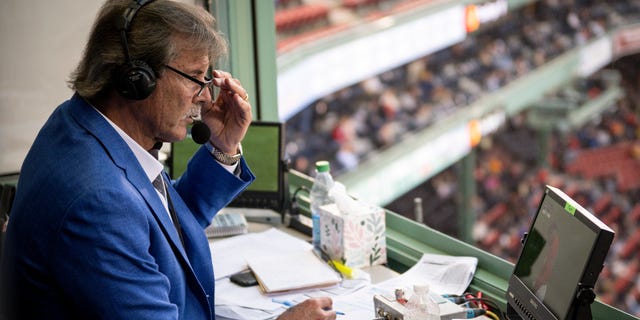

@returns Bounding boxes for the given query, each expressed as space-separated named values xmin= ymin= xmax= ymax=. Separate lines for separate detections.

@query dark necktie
xmin=149 ymin=143 xmax=184 ymax=246
xmin=153 ymin=172 xmax=185 ymax=247
xmin=152 ymin=174 xmax=166 ymax=200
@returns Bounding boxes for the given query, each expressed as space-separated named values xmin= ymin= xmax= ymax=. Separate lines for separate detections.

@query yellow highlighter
xmin=330 ymin=260 xmax=354 ymax=279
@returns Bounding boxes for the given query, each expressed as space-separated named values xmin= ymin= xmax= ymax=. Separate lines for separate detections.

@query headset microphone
xmin=191 ymin=121 xmax=211 ymax=145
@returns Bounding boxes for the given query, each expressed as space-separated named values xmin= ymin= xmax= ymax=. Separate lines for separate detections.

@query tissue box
xmin=319 ymin=203 xmax=387 ymax=268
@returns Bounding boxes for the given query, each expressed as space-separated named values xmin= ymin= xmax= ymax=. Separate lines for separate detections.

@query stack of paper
xmin=211 ymin=228 xmax=479 ymax=320
xmin=211 ymin=228 xmax=370 ymax=319
xmin=246 ymin=249 xmax=342 ymax=294
xmin=375 ymin=253 xmax=478 ymax=296
xmin=210 ymin=228 xmax=314 ymax=280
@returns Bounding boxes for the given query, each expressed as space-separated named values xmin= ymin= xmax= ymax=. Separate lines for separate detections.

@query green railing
xmin=286 ymin=169 xmax=639 ymax=319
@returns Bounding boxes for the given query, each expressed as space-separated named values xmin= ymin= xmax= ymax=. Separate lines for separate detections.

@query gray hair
xmin=69 ymin=0 xmax=228 ymax=100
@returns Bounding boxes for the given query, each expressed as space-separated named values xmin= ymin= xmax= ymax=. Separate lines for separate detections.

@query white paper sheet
xmin=376 ymin=253 xmax=478 ymax=296
xmin=210 ymin=228 xmax=313 ymax=280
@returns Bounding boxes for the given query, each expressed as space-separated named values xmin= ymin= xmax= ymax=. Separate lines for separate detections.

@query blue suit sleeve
xmin=173 ymin=145 xmax=254 ymax=228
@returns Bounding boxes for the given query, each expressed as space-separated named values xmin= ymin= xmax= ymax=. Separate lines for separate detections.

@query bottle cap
xmin=315 ymin=161 xmax=330 ymax=172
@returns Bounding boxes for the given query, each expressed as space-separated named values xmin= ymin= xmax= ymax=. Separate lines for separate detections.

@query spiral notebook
xmin=205 ymin=212 xmax=248 ymax=238
xmin=246 ymin=249 xmax=342 ymax=294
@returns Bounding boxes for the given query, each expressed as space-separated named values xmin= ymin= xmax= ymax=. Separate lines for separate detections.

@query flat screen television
xmin=506 ymin=185 xmax=614 ymax=320
xmin=170 ymin=121 xmax=286 ymax=213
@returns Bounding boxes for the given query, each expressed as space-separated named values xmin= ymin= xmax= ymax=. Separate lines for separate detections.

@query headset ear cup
xmin=116 ymin=60 xmax=156 ymax=100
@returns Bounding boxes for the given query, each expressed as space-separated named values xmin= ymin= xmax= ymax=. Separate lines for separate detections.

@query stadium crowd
xmin=387 ymin=65 xmax=640 ymax=316
xmin=284 ymin=0 xmax=640 ymax=176
xmin=278 ymin=0 xmax=640 ymax=317
xmin=471 ymin=75 xmax=640 ymax=316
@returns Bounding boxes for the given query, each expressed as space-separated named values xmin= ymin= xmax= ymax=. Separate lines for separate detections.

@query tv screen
xmin=506 ymin=185 xmax=614 ymax=320
xmin=170 ymin=121 xmax=285 ymax=212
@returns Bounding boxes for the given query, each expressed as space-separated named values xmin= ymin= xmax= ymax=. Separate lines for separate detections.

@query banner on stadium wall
xmin=612 ymin=23 xmax=640 ymax=58
xmin=468 ymin=110 xmax=506 ymax=148
xmin=465 ymin=0 xmax=508 ymax=33
xmin=577 ymin=36 xmax=612 ymax=77
xmin=277 ymin=5 xmax=467 ymax=121
xmin=348 ymin=124 xmax=471 ymax=206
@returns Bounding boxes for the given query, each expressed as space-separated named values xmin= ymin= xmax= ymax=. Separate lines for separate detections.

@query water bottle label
xmin=312 ymin=213 xmax=321 ymax=248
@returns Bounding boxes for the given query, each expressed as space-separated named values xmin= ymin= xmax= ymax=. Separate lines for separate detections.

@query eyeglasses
xmin=165 ymin=65 xmax=213 ymax=97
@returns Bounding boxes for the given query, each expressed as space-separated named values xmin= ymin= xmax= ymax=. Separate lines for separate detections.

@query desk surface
xmin=245 ymin=221 xmax=400 ymax=284
xmin=249 ymin=222 xmax=399 ymax=284
xmin=210 ymin=218 xmax=489 ymax=320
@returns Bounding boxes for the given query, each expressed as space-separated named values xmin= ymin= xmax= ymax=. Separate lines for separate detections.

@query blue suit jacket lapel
xmin=67 ymin=95 xmax=192 ymax=265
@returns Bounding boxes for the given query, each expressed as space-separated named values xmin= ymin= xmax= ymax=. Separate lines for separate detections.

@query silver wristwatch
xmin=212 ymin=144 xmax=243 ymax=165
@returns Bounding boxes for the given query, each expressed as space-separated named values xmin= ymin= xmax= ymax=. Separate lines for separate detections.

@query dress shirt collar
xmin=91 ymin=106 xmax=163 ymax=183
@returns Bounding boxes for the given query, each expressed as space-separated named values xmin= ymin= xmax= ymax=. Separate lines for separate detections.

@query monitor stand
xmin=567 ymin=285 xmax=595 ymax=320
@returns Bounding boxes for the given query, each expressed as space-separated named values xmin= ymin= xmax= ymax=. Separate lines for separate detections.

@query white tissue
xmin=329 ymin=182 xmax=370 ymax=216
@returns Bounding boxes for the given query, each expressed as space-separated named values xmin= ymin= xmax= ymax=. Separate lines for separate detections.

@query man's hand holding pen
xmin=276 ymin=297 xmax=338 ymax=320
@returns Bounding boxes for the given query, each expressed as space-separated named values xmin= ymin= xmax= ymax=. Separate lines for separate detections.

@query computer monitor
xmin=506 ymin=185 xmax=614 ymax=320
xmin=170 ymin=121 xmax=286 ymax=213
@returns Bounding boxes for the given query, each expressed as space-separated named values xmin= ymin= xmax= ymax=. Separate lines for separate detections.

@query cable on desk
xmin=485 ymin=310 xmax=500 ymax=320
xmin=289 ymin=185 xmax=309 ymax=216
xmin=443 ymin=292 xmax=505 ymax=320
xmin=462 ymin=296 xmax=505 ymax=320
xmin=285 ymin=186 xmax=313 ymax=235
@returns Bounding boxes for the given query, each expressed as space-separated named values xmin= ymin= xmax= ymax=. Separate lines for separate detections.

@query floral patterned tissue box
xmin=319 ymin=203 xmax=387 ymax=268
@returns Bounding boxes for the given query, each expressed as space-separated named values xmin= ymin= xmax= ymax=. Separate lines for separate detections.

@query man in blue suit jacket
xmin=0 ymin=0 xmax=336 ymax=319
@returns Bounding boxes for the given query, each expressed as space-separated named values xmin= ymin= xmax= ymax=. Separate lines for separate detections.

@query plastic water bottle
xmin=310 ymin=161 xmax=334 ymax=251
xmin=405 ymin=284 xmax=441 ymax=320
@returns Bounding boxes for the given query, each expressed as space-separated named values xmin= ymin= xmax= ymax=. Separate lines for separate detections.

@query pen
xmin=272 ymin=299 xmax=345 ymax=316
xmin=323 ymin=307 xmax=345 ymax=316
xmin=272 ymin=298 xmax=295 ymax=307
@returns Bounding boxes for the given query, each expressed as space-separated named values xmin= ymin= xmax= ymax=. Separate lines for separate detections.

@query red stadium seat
xmin=618 ymin=230 xmax=640 ymax=260
xmin=483 ymin=203 xmax=508 ymax=225
xmin=275 ymin=4 xmax=329 ymax=33
xmin=630 ymin=204 xmax=640 ymax=223
xmin=592 ymin=193 xmax=612 ymax=214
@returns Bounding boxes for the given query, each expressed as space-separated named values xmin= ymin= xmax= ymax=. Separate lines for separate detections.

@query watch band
xmin=212 ymin=143 xmax=242 ymax=165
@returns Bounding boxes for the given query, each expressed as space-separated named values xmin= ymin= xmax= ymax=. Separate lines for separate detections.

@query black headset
xmin=115 ymin=0 xmax=157 ymax=100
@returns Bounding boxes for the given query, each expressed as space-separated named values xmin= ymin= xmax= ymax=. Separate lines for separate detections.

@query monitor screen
xmin=507 ymin=185 xmax=614 ymax=320
xmin=170 ymin=121 xmax=286 ymax=212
